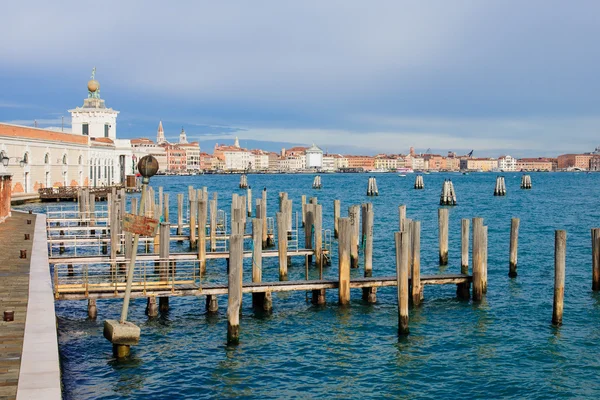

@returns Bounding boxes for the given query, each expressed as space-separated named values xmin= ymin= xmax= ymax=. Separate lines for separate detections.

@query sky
xmin=1 ymin=0 xmax=600 ymax=157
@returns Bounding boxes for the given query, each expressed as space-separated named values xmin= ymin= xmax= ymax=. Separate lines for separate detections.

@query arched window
xmin=62 ymin=154 xmax=67 ymax=165
xmin=23 ymin=153 xmax=29 ymax=165
xmin=44 ymin=153 xmax=50 ymax=164
xmin=78 ymin=155 xmax=83 ymax=165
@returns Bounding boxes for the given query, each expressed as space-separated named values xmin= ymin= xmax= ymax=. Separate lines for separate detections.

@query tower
xmin=157 ymin=121 xmax=165 ymax=144
xmin=234 ymin=136 xmax=240 ymax=148
xmin=69 ymin=68 xmax=119 ymax=139
xmin=179 ymin=127 xmax=188 ymax=144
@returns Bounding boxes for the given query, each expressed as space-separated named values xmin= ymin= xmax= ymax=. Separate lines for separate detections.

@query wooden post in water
xmin=301 ymin=195 xmax=306 ymax=227
xmin=261 ymin=189 xmax=268 ymax=247
xmin=159 ymin=222 xmax=170 ymax=312
xmin=472 ymin=218 xmax=484 ymax=301
xmin=314 ymin=204 xmax=323 ymax=272
xmin=509 ymin=218 xmax=520 ymax=277
xmin=438 ymin=208 xmax=449 ymax=265
xmin=552 ymin=230 xmax=566 ymax=326
xmin=457 ymin=218 xmax=470 ymax=299
xmin=349 ymin=205 xmax=360 ymax=268
xmin=198 ymin=200 xmax=207 ymax=275
xmin=333 ymin=199 xmax=340 ymax=239
xmin=177 ymin=194 xmax=184 ymax=236
xmin=410 ymin=220 xmax=422 ymax=305
xmin=164 ymin=193 xmax=169 ymax=223
xmin=189 ymin=194 xmax=197 ymax=250
xmin=247 ymin=188 xmax=252 ymax=217
xmin=209 ymin=199 xmax=217 ymax=251
xmin=362 ymin=209 xmax=376 ymax=303
xmin=592 ymin=228 xmax=600 ymax=291
xmin=483 ymin=226 xmax=488 ymax=293
xmin=395 ymin=231 xmax=409 ymax=335
xmin=338 ymin=217 xmax=351 ymax=305
xmin=398 ymin=205 xmax=406 ymax=231
xmin=276 ymin=212 xmax=287 ymax=281
xmin=305 ymin=204 xmax=314 ymax=264
xmin=227 ymin=234 xmax=243 ymax=344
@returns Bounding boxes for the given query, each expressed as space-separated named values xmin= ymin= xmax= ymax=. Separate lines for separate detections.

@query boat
xmin=371 ymin=168 xmax=389 ymax=173
xmin=396 ymin=167 xmax=414 ymax=174
xmin=462 ymin=172 xmax=469 ymax=175
xmin=398 ymin=174 xmax=407 ymax=177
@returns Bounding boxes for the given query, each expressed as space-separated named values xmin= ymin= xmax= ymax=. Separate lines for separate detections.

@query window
xmin=104 ymin=124 xmax=109 ymax=138
xmin=78 ymin=155 xmax=83 ymax=165
xmin=45 ymin=153 xmax=50 ymax=164
xmin=23 ymin=153 xmax=28 ymax=165
xmin=62 ymin=155 xmax=67 ymax=165
xmin=82 ymin=123 xmax=89 ymax=136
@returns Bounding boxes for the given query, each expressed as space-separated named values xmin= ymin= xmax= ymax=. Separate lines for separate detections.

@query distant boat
xmin=396 ymin=167 xmax=414 ymax=174
xmin=398 ymin=174 xmax=407 ymax=177
xmin=371 ymin=168 xmax=389 ymax=173
xmin=462 ymin=172 xmax=469 ymax=175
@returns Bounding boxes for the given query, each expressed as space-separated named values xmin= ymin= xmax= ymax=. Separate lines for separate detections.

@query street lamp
xmin=0 ymin=153 xmax=26 ymax=167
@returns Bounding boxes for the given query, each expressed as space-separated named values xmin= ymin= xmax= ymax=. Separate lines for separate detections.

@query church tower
xmin=234 ymin=136 xmax=240 ymax=148
xmin=157 ymin=121 xmax=165 ymax=144
xmin=179 ymin=127 xmax=188 ymax=144
xmin=69 ymin=68 xmax=119 ymax=139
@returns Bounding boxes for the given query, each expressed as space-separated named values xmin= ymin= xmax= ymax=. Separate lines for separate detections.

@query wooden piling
xmin=362 ymin=209 xmax=376 ymax=303
xmin=509 ymin=218 xmax=520 ymax=277
xmin=198 ymin=200 xmax=207 ymax=275
xmin=247 ymin=188 xmax=252 ymax=217
xmin=349 ymin=205 xmax=360 ymax=268
xmin=457 ymin=218 xmax=470 ymax=299
xmin=472 ymin=217 xmax=484 ymax=301
xmin=314 ymin=204 xmax=323 ymax=272
xmin=438 ymin=208 xmax=449 ymax=265
xmin=410 ymin=220 xmax=422 ymax=305
xmin=333 ymin=199 xmax=340 ymax=239
xmin=338 ymin=217 xmax=351 ymax=305
xmin=552 ymin=230 xmax=566 ymax=326
xmin=593 ymin=228 xmax=600 ymax=291
xmin=301 ymin=195 xmax=306 ymax=227
xmin=159 ymin=222 xmax=170 ymax=312
xmin=177 ymin=194 xmax=184 ymax=236
xmin=305 ymin=204 xmax=314 ymax=264
xmin=398 ymin=205 xmax=406 ymax=231
xmin=251 ymin=218 xmax=265 ymax=309
xmin=189 ymin=195 xmax=197 ymax=250
xmin=276 ymin=212 xmax=287 ymax=281
xmin=87 ymin=299 xmax=97 ymax=320
xmin=261 ymin=189 xmax=268 ymax=247
xmin=209 ymin=199 xmax=217 ymax=251
xmin=395 ymin=231 xmax=409 ymax=335
xmin=483 ymin=225 xmax=488 ymax=293
xmin=163 ymin=193 xmax=169 ymax=223
xmin=146 ymin=296 xmax=158 ymax=317
xmin=227 ymin=234 xmax=243 ymax=344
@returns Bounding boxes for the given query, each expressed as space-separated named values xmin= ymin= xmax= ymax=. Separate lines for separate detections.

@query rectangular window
xmin=82 ymin=123 xmax=89 ymax=136
xmin=104 ymin=124 xmax=109 ymax=138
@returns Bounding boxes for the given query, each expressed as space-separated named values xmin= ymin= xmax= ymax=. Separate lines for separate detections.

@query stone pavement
xmin=0 ymin=211 xmax=36 ymax=400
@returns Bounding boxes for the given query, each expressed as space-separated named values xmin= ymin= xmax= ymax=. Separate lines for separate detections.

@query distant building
xmin=166 ymin=145 xmax=186 ymax=172
xmin=557 ymin=154 xmax=592 ymax=170
xmin=460 ymin=158 xmax=498 ymax=171
xmin=305 ymin=144 xmax=323 ymax=169
xmin=374 ymin=155 xmax=398 ymax=170
xmin=346 ymin=155 xmax=375 ymax=171
xmin=516 ymin=158 xmax=554 ymax=171
xmin=498 ymin=155 xmax=517 ymax=171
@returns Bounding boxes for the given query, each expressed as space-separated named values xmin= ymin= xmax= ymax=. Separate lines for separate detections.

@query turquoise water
xmin=18 ymin=172 xmax=600 ymax=399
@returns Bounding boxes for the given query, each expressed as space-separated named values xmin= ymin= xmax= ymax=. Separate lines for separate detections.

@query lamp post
xmin=104 ymin=155 xmax=159 ymax=358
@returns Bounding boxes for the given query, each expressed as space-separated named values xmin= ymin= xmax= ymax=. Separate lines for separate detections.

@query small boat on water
xmin=462 ymin=172 xmax=469 ymax=175
xmin=396 ymin=167 xmax=414 ymax=174
xmin=398 ymin=174 xmax=407 ymax=177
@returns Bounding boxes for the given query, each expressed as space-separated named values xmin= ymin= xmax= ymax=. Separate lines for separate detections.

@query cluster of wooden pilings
xmin=414 ymin=175 xmax=424 ymax=189
xmin=494 ymin=176 xmax=507 ymax=196
xmin=239 ymin=174 xmax=248 ymax=189
xmin=440 ymin=180 xmax=457 ymax=205
xmin=521 ymin=175 xmax=532 ymax=189
xmin=366 ymin=177 xmax=379 ymax=196
xmin=312 ymin=175 xmax=322 ymax=189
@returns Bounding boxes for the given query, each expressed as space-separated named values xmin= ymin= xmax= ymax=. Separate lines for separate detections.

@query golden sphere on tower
xmin=87 ymin=79 xmax=100 ymax=93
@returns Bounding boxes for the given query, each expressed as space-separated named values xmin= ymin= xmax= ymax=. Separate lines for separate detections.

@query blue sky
xmin=1 ymin=1 xmax=600 ymax=156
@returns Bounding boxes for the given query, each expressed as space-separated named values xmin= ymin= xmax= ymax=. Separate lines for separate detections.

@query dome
xmin=87 ymin=79 xmax=100 ymax=93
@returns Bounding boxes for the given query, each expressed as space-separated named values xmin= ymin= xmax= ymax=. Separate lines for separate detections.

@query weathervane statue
xmin=87 ymin=67 xmax=101 ymax=99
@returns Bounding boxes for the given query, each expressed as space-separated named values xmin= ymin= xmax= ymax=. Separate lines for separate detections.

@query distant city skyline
xmin=2 ymin=1 xmax=600 ymax=156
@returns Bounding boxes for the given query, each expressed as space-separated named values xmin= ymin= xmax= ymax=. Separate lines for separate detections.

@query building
xmin=374 ymin=155 xmax=398 ymax=170
xmin=131 ymin=138 xmax=168 ymax=174
xmin=516 ymin=158 xmax=554 ymax=171
xmin=166 ymin=145 xmax=186 ymax=172
xmin=0 ymin=69 xmax=133 ymax=193
xmin=498 ymin=155 xmax=517 ymax=171
xmin=557 ymin=154 xmax=593 ymax=170
xmin=411 ymin=157 xmax=425 ymax=171
xmin=590 ymin=155 xmax=600 ymax=171
xmin=322 ymin=155 xmax=336 ymax=171
xmin=459 ymin=158 xmax=498 ymax=171
xmin=346 ymin=155 xmax=374 ymax=171
xmin=251 ymin=150 xmax=270 ymax=171
xmin=305 ymin=144 xmax=323 ymax=169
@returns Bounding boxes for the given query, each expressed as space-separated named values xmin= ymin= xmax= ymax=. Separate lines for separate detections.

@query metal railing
xmin=53 ymin=259 xmax=204 ymax=298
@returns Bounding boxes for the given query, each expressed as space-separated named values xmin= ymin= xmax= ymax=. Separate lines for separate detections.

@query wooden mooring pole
xmin=438 ymin=208 xmax=449 ymax=265
xmin=395 ymin=230 xmax=409 ymax=335
xmin=457 ymin=218 xmax=470 ymax=299
xmin=552 ymin=230 xmax=566 ymax=326
xmin=333 ymin=199 xmax=340 ymax=239
xmin=277 ymin=212 xmax=287 ymax=281
xmin=472 ymin=217 xmax=484 ymax=301
xmin=362 ymin=208 xmax=376 ymax=303
xmin=349 ymin=205 xmax=360 ymax=268
xmin=592 ymin=228 xmax=600 ymax=291
xmin=410 ymin=220 xmax=422 ymax=305
xmin=509 ymin=218 xmax=520 ymax=277
xmin=227 ymin=234 xmax=243 ymax=344
xmin=338 ymin=218 xmax=351 ymax=305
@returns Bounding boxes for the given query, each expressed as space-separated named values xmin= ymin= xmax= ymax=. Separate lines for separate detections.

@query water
xmin=17 ymin=172 xmax=600 ymax=399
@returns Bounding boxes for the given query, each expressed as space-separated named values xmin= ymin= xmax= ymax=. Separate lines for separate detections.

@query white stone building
xmin=498 ymin=155 xmax=517 ymax=171
xmin=305 ymin=144 xmax=323 ymax=169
